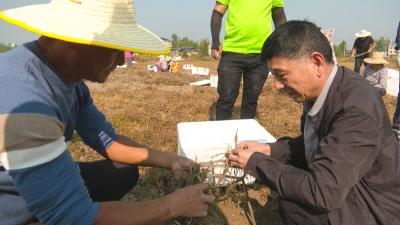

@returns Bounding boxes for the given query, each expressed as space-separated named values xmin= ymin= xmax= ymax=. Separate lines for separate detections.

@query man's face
xmin=268 ymin=54 xmax=322 ymax=103
xmin=68 ymin=43 xmax=125 ymax=83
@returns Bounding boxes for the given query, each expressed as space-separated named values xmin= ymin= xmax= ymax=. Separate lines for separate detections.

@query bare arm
xmin=94 ymin=183 xmax=214 ymax=225
xmin=272 ymin=7 xmax=287 ymax=28
xmin=351 ymin=48 xmax=356 ymax=57
xmin=368 ymin=41 xmax=376 ymax=53
xmin=105 ymin=135 xmax=198 ymax=175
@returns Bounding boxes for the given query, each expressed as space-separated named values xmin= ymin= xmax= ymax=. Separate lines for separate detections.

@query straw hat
xmin=0 ymin=0 xmax=169 ymax=55
xmin=363 ymin=52 xmax=388 ymax=65
xmin=355 ymin=29 xmax=372 ymax=38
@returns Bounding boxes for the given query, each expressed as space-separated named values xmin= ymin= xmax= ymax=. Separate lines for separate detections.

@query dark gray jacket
xmin=246 ymin=66 xmax=400 ymax=225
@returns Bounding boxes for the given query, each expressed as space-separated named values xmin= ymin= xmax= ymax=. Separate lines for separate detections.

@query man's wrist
xmin=211 ymin=43 xmax=220 ymax=51
xmin=262 ymin=144 xmax=271 ymax=155
xmin=161 ymin=194 xmax=178 ymax=219
xmin=169 ymin=154 xmax=180 ymax=170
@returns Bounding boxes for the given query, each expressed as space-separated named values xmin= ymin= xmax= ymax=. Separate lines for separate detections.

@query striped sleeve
xmin=0 ymin=112 xmax=99 ymax=225
xmin=75 ymin=83 xmax=116 ymax=153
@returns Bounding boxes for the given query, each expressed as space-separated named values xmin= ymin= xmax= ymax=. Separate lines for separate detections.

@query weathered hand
xmin=238 ymin=141 xmax=271 ymax=155
xmin=211 ymin=49 xmax=221 ymax=60
xmin=228 ymin=141 xmax=270 ymax=169
xmin=166 ymin=183 xmax=214 ymax=218
xmin=171 ymin=156 xmax=200 ymax=178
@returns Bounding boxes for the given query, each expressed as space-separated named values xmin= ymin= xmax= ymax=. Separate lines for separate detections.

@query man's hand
xmin=228 ymin=141 xmax=270 ymax=169
xmin=165 ymin=183 xmax=214 ymax=218
xmin=171 ymin=156 xmax=200 ymax=178
xmin=211 ymin=48 xmax=221 ymax=60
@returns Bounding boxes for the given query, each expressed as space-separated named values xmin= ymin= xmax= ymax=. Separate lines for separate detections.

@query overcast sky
xmin=1 ymin=0 xmax=399 ymax=48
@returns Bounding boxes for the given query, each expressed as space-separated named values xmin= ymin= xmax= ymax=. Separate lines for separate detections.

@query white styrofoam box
xmin=177 ymin=119 xmax=276 ymax=185
xmin=197 ymin=67 xmax=210 ymax=76
xmin=117 ymin=64 xmax=127 ymax=69
xmin=210 ymin=74 xmax=218 ymax=88
xmin=147 ymin=65 xmax=158 ymax=72
xmin=189 ymin=79 xmax=211 ymax=86
xmin=183 ymin=64 xmax=194 ymax=70
xmin=191 ymin=67 xmax=198 ymax=75
xmin=387 ymin=69 xmax=399 ymax=97
xmin=190 ymin=67 xmax=210 ymax=76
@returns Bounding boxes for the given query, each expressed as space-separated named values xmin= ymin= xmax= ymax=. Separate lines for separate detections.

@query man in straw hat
xmin=0 ymin=1 xmax=214 ymax=224
xmin=363 ymin=51 xmax=388 ymax=96
xmin=228 ymin=20 xmax=400 ymax=225
xmin=351 ymin=29 xmax=376 ymax=74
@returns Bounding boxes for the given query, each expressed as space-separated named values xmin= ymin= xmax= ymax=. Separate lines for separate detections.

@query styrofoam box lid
xmin=178 ymin=119 xmax=276 ymax=159
xmin=177 ymin=119 xmax=276 ymax=185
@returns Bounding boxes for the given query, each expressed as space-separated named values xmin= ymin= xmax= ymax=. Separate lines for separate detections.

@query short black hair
xmin=261 ymin=20 xmax=333 ymax=64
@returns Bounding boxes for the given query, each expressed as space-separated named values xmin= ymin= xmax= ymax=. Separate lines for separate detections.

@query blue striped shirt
xmin=0 ymin=43 xmax=116 ymax=225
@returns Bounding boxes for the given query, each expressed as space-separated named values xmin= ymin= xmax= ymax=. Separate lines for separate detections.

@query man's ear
xmin=310 ymin=52 xmax=324 ymax=77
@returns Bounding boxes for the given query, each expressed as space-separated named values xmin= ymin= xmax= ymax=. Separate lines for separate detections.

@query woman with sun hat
xmin=363 ymin=51 xmax=388 ymax=96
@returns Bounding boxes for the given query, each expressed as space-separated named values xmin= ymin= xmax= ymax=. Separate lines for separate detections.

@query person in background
xmin=228 ymin=20 xmax=400 ymax=225
xmin=0 ymin=1 xmax=214 ymax=225
xmin=392 ymin=21 xmax=400 ymax=139
xmin=151 ymin=55 xmax=170 ymax=72
xmin=124 ymin=51 xmax=133 ymax=69
xmin=166 ymin=55 xmax=174 ymax=71
xmin=351 ymin=29 xmax=376 ymax=74
xmin=210 ymin=0 xmax=286 ymax=120
xmin=363 ymin=51 xmax=388 ymax=96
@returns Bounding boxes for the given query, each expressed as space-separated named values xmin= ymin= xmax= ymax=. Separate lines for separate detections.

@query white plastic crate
xmin=387 ymin=69 xmax=399 ymax=97
xmin=210 ymin=74 xmax=218 ymax=88
xmin=177 ymin=119 xmax=276 ymax=185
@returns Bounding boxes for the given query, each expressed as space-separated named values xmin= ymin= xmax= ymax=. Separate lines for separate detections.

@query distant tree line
xmin=171 ymin=34 xmax=210 ymax=58
xmin=333 ymin=37 xmax=391 ymax=58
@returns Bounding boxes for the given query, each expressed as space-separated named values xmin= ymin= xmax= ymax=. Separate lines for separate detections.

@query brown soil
xmin=69 ymin=56 xmax=398 ymax=225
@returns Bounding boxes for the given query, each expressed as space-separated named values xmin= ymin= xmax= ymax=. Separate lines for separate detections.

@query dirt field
xmin=70 ymin=56 xmax=398 ymax=225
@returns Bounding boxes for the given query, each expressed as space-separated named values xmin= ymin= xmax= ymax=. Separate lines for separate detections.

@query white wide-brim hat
xmin=355 ymin=29 xmax=372 ymax=38
xmin=363 ymin=52 xmax=388 ymax=65
xmin=0 ymin=0 xmax=169 ymax=55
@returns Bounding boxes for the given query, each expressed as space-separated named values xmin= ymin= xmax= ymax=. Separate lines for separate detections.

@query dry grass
xmin=69 ymin=57 xmax=398 ymax=225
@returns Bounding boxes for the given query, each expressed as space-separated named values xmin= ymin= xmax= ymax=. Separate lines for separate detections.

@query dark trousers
xmin=393 ymin=80 xmax=400 ymax=139
xmin=26 ymin=160 xmax=138 ymax=224
xmin=216 ymin=52 xmax=268 ymax=120
xmin=354 ymin=57 xmax=366 ymax=74
xmin=79 ymin=160 xmax=139 ymax=201
xmin=279 ymin=198 xmax=330 ymax=225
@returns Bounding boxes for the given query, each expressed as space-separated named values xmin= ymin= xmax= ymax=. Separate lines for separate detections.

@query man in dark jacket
xmin=228 ymin=20 xmax=400 ymax=225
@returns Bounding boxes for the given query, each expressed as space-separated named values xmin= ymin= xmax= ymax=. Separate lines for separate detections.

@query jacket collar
xmin=308 ymin=64 xmax=338 ymax=117
xmin=305 ymin=66 xmax=344 ymax=129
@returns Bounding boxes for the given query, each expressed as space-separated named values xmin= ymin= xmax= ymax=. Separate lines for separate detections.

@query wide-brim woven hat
xmin=355 ymin=29 xmax=372 ymax=38
xmin=0 ymin=0 xmax=169 ymax=55
xmin=363 ymin=52 xmax=388 ymax=65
